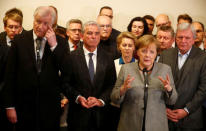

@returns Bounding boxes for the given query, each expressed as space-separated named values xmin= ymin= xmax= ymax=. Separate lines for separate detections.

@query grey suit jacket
xmin=111 ymin=62 xmax=177 ymax=131
xmin=159 ymin=46 xmax=206 ymax=129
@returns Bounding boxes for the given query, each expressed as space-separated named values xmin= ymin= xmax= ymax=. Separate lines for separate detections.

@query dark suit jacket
xmin=67 ymin=46 xmax=116 ymax=131
xmin=159 ymin=46 xmax=206 ymax=129
xmin=99 ymin=28 xmax=121 ymax=60
xmin=2 ymin=30 xmax=69 ymax=131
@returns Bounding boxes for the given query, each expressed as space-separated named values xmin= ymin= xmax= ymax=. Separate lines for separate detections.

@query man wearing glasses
xmin=66 ymin=19 xmax=83 ymax=52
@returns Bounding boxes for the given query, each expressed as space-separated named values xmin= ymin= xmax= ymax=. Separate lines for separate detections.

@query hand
xmin=166 ymin=108 xmax=178 ymax=122
xmin=78 ymin=96 xmax=89 ymax=108
xmin=87 ymin=97 xmax=103 ymax=108
xmin=120 ymin=75 xmax=134 ymax=96
xmin=158 ymin=74 xmax=172 ymax=92
xmin=6 ymin=108 xmax=17 ymax=124
xmin=61 ymin=98 xmax=69 ymax=108
xmin=172 ymin=109 xmax=188 ymax=120
xmin=45 ymin=25 xmax=57 ymax=47
xmin=166 ymin=108 xmax=188 ymax=122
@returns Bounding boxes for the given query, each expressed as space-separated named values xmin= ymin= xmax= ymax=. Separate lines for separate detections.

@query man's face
xmin=176 ymin=29 xmax=195 ymax=54
xmin=33 ymin=14 xmax=52 ymax=37
xmin=192 ymin=22 xmax=204 ymax=43
xmin=83 ymin=25 xmax=100 ymax=50
xmin=156 ymin=30 xmax=174 ymax=50
xmin=97 ymin=16 xmax=112 ymax=40
xmin=145 ymin=19 xmax=154 ymax=34
xmin=4 ymin=19 xmax=22 ymax=39
xmin=100 ymin=9 xmax=113 ymax=19
xmin=66 ymin=23 xmax=82 ymax=43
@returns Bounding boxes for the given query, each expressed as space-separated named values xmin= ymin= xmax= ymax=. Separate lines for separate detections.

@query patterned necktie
xmin=88 ymin=53 xmax=94 ymax=82
xmin=36 ymin=37 xmax=42 ymax=74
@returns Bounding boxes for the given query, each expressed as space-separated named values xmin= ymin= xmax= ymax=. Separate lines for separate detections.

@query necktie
xmin=88 ymin=53 xmax=94 ymax=82
xmin=36 ymin=37 xmax=42 ymax=74
xmin=73 ymin=44 xmax=78 ymax=50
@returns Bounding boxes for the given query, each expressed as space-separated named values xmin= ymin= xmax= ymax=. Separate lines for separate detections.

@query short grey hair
xmin=33 ymin=6 xmax=56 ymax=26
xmin=176 ymin=23 xmax=196 ymax=39
xmin=83 ymin=21 xmax=100 ymax=33
xmin=66 ymin=19 xmax=82 ymax=30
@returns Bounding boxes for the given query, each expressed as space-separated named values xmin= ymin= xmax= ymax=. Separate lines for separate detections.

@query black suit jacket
xmin=2 ymin=30 xmax=69 ymax=130
xmin=99 ymin=28 xmax=121 ymax=60
xmin=67 ymin=46 xmax=116 ymax=131
xmin=159 ymin=46 xmax=206 ymax=129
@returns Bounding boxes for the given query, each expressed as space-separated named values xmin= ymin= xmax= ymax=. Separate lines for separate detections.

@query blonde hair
xmin=116 ymin=31 xmax=137 ymax=52
xmin=136 ymin=35 xmax=160 ymax=51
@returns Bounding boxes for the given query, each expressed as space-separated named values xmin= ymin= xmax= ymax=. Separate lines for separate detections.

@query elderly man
xmin=66 ymin=19 xmax=83 ymax=52
xmin=97 ymin=15 xmax=120 ymax=59
xmin=192 ymin=21 xmax=205 ymax=50
xmin=67 ymin=21 xmax=116 ymax=131
xmin=2 ymin=6 xmax=69 ymax=131
xmin=155 ymin=14 xmax=171 ymax=28
xmin=159 ymin=23 xmax=206 ymax=131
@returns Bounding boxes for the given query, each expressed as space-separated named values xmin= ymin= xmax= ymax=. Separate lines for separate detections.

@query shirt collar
xmin=119 ymin=57 xmax=135 ymax=64
xmin=33 ymin=31 xmax=46 ymax=41
xmin=178 ymin=47 xmax=192 ymax=56
xmin=6 ymin=35 xmax=11 ymax=46
xmin=83 ymin=45 xmax=97 ymax=56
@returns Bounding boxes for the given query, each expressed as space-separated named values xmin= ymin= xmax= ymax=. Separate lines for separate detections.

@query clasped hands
xmin=78 ymin=96 xmax=103 ymax=108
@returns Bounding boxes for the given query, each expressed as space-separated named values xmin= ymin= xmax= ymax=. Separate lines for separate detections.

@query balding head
xmin=155 ymin=14 xmax=171 ymax=28
xmin=97 ymin=15 xmax=112 ymax=40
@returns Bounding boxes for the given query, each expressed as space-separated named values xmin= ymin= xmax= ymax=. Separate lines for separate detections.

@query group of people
xmin=0 ymin=5 xmax=206 ymax=131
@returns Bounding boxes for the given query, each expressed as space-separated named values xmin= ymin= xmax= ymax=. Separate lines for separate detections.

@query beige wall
xmin=0 ymin=0 xmax=206 ymax=34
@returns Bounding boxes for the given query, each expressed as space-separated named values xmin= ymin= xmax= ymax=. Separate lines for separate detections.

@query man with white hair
xmin=2 ymin=6 xmax=69 ymax=131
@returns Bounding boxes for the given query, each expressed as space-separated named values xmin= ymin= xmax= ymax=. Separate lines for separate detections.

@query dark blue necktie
xmin=36 ymin=37 xmax=42 ymax=74
xmin=88 ymin=53 xmax=94 ymax=82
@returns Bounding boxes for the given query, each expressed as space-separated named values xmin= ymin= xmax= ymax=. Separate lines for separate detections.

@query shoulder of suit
xmin=155 ymin=62 xmax=171 ymax=70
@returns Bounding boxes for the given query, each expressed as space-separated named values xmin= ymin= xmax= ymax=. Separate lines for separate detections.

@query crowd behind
xmin=0 ymin=5 xmax=206 ymax=131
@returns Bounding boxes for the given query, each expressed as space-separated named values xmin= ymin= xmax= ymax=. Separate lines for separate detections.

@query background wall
xmin=0 ymin=0 xmax=206 ymax=33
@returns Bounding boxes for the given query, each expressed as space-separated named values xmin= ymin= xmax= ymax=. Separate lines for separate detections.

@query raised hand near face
xmin=120 ymin=74 xmax=135 ymax=96
xmin=45 ymin=25 xmax=57 ymax=47
xmin=158 ymin=74 xmax=172 ymax=92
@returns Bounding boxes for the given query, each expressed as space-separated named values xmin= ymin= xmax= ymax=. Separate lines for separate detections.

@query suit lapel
xmin=26 ymin=30 xmax=37 ymax=72
xmin=77 ymin=47 xmax=93 ymax=86
xmin=178 ymin=47 xmax=196 ymax=84
xmin=93 ymin=49 xmax=104 ymax=87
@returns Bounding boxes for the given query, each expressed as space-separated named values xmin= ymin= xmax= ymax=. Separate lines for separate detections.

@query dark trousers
xmin=168 ymin=120 xmax=202 ymax=131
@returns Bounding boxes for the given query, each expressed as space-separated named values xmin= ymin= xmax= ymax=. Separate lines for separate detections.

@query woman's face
xmin=131 ymin=21 xmax=144 ymax=38
xmin=119 ymin=37 xmax=135 ymax=59
xmin=137 ymin=43 xmax=157 ymax=69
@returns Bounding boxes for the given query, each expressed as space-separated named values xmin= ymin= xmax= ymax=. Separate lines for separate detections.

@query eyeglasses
xmin=99 ymin=24 xmax=112 ymax=28
xmin=7 ymin=25 xmax=21 ymax=30
xmin=69 ymin=29 xmax=82 ymax=32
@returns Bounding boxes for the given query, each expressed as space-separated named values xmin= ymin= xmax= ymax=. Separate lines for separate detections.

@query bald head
xmin=97 ymin=15 xmax=112 ymax=40
xmin=155 ymin=14 xmax=171 ymax=28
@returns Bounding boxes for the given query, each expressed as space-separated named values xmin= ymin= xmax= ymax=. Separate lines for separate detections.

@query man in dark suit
xmin=98 ymin=6 xmax=121 ymax=60
xmin=66 ymin=18 xmax=83 ymax=52
xmin=0 ymin=7 xmax=24 ymax=131
xmin=67 ymin=21 xmax=116 ymax=131
xmin=2 ymin=6 xmax=69 ymax=131
xmin=0 ymin=7 xmax=24 ymax=47
xmin=159 ymin=23 xmax=206 ymax=131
